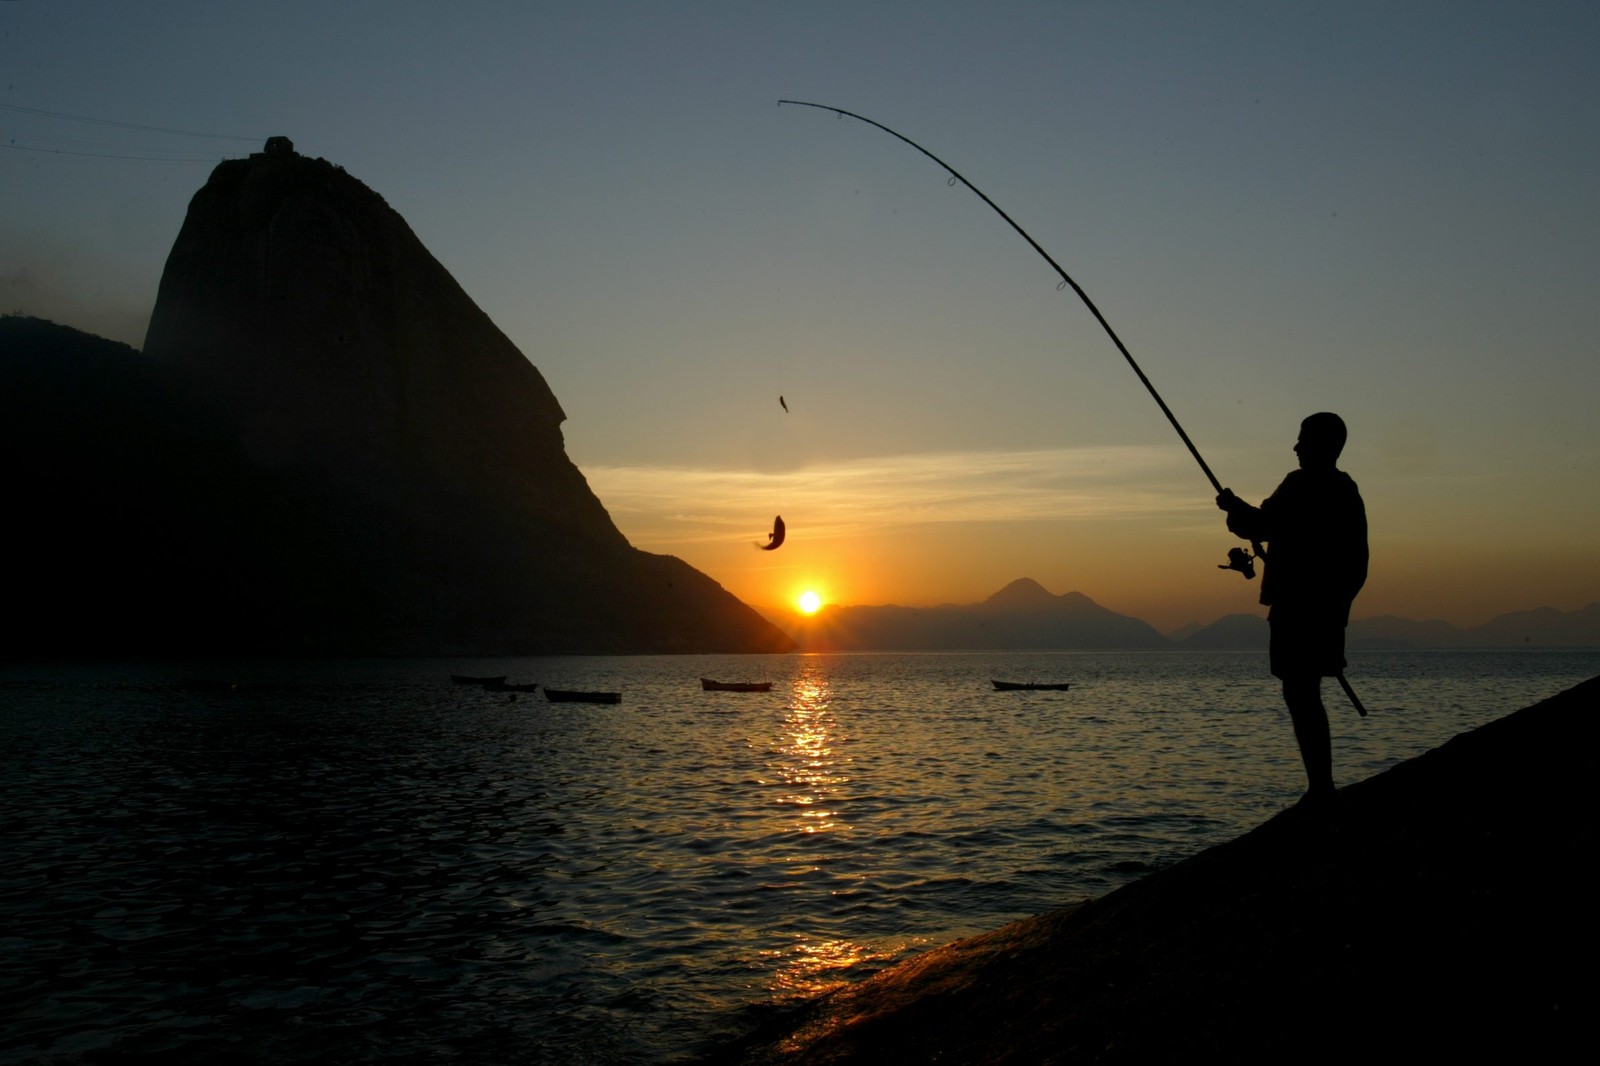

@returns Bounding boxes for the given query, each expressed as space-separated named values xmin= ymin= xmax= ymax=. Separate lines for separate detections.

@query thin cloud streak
xmin=586 ymin=445 xmax=1206 ymax=546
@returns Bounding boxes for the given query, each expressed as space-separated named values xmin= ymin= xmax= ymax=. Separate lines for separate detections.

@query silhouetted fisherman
xmin=1217 ymin=412 xmax=1368 ymax=801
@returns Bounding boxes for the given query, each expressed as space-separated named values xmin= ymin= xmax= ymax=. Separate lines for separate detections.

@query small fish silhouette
xmin=779 ymin=395 xmax=789 ymax=413
xmin=758 ymin=514 xmax=786 ymax=551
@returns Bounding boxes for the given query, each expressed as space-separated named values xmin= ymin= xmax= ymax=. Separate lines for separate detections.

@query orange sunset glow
xmin=7 ymin=5 xmax=1597 ymax=641
xmin=797 ymin=590 xmax=823 ymax=615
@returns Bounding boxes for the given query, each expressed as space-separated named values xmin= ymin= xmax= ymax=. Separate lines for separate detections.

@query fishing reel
xmin=1218 ymin=546 xmax=1256 ymax=580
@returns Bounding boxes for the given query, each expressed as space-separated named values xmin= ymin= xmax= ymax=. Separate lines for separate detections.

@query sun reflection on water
xmin=773 ymin=664 xmax=849 ymax=834
xmin=754 ymin=662 xmax=890 ymax=995
xmin=761 ymin=936 xmax=904 ymax=998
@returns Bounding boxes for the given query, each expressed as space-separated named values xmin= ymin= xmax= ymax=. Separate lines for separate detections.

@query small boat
xmin=487 ymin=682 xmax=540 ymax=693
xmin=544 ymin=688 xmax=621 ymax=705
xmin=452 ymin=674 xmax=508 ymax=686
xmin=991 ymin=680 xmax=1072 ymax=692
xmin=180 ymin=678 xmax=239 ymax=693
xmin=700 ymin=678 xmax=773 ymax=692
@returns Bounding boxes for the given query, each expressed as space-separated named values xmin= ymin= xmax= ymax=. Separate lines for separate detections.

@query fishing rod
xmin=780 ymin=102 xmax=1372 ymax=718
xmin=777 ymin=99 xmax=1223 ymax=496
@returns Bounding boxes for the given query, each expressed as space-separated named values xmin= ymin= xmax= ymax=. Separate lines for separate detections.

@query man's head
xmin=1295 ymin=412 xmax=1347 ymax=469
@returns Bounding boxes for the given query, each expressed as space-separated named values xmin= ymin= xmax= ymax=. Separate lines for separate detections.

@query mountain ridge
xmin=764 ymin=581 xmax=1600 ymax=651
xmin=2 ymin=139 xmax=793 ymax=656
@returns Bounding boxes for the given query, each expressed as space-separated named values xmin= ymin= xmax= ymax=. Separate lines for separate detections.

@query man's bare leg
xmin=1282 ymin=675 xmax=1334 ymax=798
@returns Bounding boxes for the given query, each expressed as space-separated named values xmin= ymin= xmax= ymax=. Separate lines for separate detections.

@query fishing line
xmin=779 ymin=101 xmax=1373 ymax=717
xmin=777 ymin=99 xmax=1223 ymax=496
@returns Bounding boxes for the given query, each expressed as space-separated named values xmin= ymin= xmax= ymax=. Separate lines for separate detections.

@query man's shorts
xmin=1267 ymin=606 xmax=1348 ymax=680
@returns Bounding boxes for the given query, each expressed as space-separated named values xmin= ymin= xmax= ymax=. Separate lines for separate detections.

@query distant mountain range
xmin=766 ymin=578 xmax=1600 ymax=651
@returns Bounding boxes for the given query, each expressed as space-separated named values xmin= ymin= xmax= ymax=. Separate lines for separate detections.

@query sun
xmin=797 ymin=590 xmax=823 ymax=615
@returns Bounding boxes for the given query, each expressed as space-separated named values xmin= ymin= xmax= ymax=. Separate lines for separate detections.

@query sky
xmin=4 ymin=1 xmax=1597 ymax=632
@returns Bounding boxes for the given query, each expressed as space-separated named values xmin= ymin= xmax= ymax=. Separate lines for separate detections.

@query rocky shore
xmin=705 ymin=676 xmax=1595 ymax=1063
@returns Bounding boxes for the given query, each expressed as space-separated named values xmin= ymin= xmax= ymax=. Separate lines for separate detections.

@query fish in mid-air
xmin=779 ymin=395 xmax=788 ymax=413
xmin=758 ymin=515 xmax=786 ymax=551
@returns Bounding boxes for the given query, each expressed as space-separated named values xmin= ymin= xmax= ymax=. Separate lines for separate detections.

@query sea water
xmin=3 ymin=649 xmax=1596 ymax=1063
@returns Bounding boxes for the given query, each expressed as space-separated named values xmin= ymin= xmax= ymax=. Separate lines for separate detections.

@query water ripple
xmin=2 ymin=650 xmax=1595 ymax=1062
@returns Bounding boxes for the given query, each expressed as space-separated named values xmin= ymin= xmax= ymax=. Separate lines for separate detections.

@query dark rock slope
xmin=5 ymin=140 xmax=790 ymax=655
xmin=709 ymin=675 xmax=1596 ymax=1063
